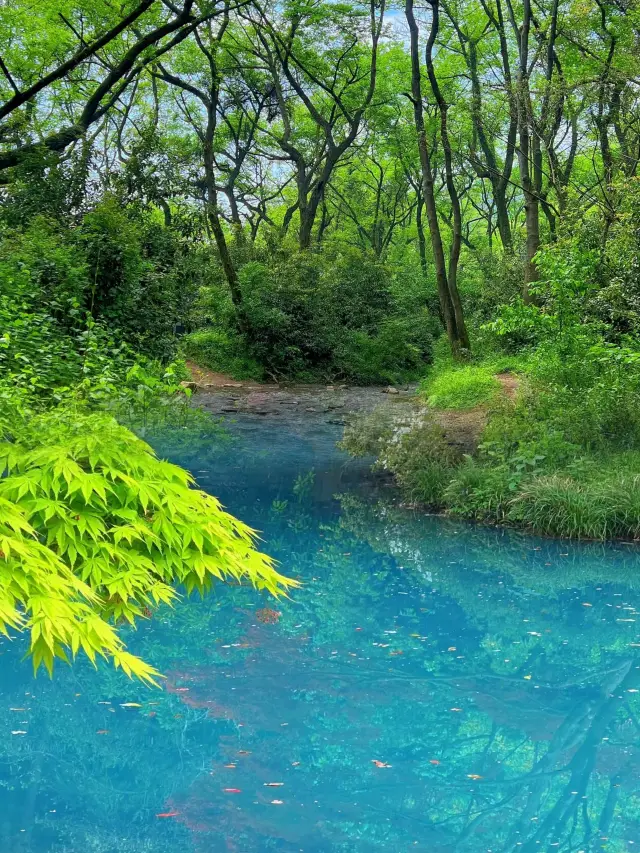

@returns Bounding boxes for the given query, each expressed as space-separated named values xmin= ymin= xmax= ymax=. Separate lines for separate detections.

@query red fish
xmin=156 ymin=811 xmax=179 ymax=818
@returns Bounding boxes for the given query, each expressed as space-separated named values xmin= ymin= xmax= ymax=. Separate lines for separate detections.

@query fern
xmin=0 ymin=411 xmax=296 ymax=683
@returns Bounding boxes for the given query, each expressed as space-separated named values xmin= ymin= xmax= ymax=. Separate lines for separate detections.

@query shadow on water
xmin=1 ymin=410 xmax=640 ymax=851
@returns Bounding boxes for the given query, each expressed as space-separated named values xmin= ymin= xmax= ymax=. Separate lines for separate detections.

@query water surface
xmin=2 ymin=411 xmax=640 ymax=852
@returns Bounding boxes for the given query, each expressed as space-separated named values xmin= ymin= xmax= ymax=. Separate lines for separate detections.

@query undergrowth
xmin=343 ymin=333 xmax=640 ymax=540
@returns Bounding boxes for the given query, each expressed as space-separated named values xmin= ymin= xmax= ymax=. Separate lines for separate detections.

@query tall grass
xmin=511 ymin=473 xmax=640 ymax=539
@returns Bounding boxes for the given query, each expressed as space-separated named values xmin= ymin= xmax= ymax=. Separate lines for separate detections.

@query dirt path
xmin=185 ymin=361 xmax=264 ymax=390
xmin=431 ymin=372 xmax=521 ymax=453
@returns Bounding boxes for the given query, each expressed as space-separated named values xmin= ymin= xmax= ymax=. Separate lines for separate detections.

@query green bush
xmin=80 ymin=199 xmax=197 ymax=361
xmin=184 ymin=247 xmax=435 ymax=383
xmin=422 ymin=365 xmax=501 ymax=409
xmin=444 ymin=461 xmax=514 ymax=522
xmin=182 ymin=328 xmax=263 ymax=380
xmin=335 ymin=316 xmax=433 ymax=384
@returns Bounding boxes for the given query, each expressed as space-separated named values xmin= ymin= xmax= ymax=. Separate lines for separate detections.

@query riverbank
xmin=185 ymin=357 xmax=640 ymax=542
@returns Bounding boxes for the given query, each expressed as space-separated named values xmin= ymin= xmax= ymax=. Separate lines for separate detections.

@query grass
xmin=421 ymin=365 xmax=501 ymax=409
xmin=509 ymin=456 xmax=640 ymax=539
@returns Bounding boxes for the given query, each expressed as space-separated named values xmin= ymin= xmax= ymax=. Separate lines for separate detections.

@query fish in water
xmin=256 ymin=607 xmax=281 ymax=624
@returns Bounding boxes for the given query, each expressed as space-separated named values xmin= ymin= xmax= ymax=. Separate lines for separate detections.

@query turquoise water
xmin=2 ymin=413 xmax=640 ymax=852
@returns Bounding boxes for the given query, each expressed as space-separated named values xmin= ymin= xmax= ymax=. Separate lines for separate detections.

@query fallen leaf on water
xmin=224 ymin=764 xmax=237 ymax=769
xmin=238 ymin=750 xmax=251 ymax=756
xmin=156 ymin=811 xmax=179 ymax=818
xmin=264 ymin=782 xmax=284 ymax=787
xmin=467 ymin=774 xmax=483 ymax=780
xmin=224 ymin=788 xmax=242 ymax=794
xmin=372 ymin=760 xmax=391 ymax=768
xmin=429 ymin=760 xmax=440 ymax=765
xmin=447 ymin=647 xmax=457 ymax=652
xmin=390 ymin=650 xmax=404 ymax=656
xmin=523 ymin=675 xmax=532 ymax=680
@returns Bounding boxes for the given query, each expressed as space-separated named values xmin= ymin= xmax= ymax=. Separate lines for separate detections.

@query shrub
xmin=80 ymin=200 xmax=196 ymax=361
xmin=184 ymin=247 xmax=435 ymax=383
xmin=182 ymin=328 xmax=263 ymax=380
xmin=442 ymin=461 xmax=511 ymax=521
xmin=335 ymin=316 xmax=433 ymax=384
xmin=342 ymin=406 xmax=461 ymax=508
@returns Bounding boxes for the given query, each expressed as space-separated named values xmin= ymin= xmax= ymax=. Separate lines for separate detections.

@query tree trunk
xmin=204 ymin=107 xmax=246 ymax=331
xmin=494 ymin=185 xmax=513 ymax=252
xmin=406 ymin=0 xmax=468 ymax=357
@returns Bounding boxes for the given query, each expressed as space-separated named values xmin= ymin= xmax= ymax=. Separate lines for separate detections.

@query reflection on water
xmin=1 ymin=414 xmax=640 ymax=852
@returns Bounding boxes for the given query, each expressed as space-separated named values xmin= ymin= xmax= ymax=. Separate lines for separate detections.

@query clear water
xmin=2 ymin=412 xmax=640 ymax=852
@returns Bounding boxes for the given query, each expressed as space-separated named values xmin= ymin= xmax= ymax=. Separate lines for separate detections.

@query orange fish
xmin=156 ymin=811 xmax=179 ymax=818
xmin=256 ymin=608 xmax=281 ymax=624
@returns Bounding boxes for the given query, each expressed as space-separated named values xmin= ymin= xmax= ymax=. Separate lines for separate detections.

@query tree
xmin=242 ymin=0 xmax=386 ymax=249
xmin=405 ymin=0 xmax=470 ymax=356
xmin=0 ymin=411 xmax=295 ymax=681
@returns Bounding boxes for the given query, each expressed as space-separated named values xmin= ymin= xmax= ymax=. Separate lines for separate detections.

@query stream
xmin=1 ymin=394 xmax=640 ymax=851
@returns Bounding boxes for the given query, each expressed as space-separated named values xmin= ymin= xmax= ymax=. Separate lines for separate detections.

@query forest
xmin=1 ymin=0 xmax=640 ymax=681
